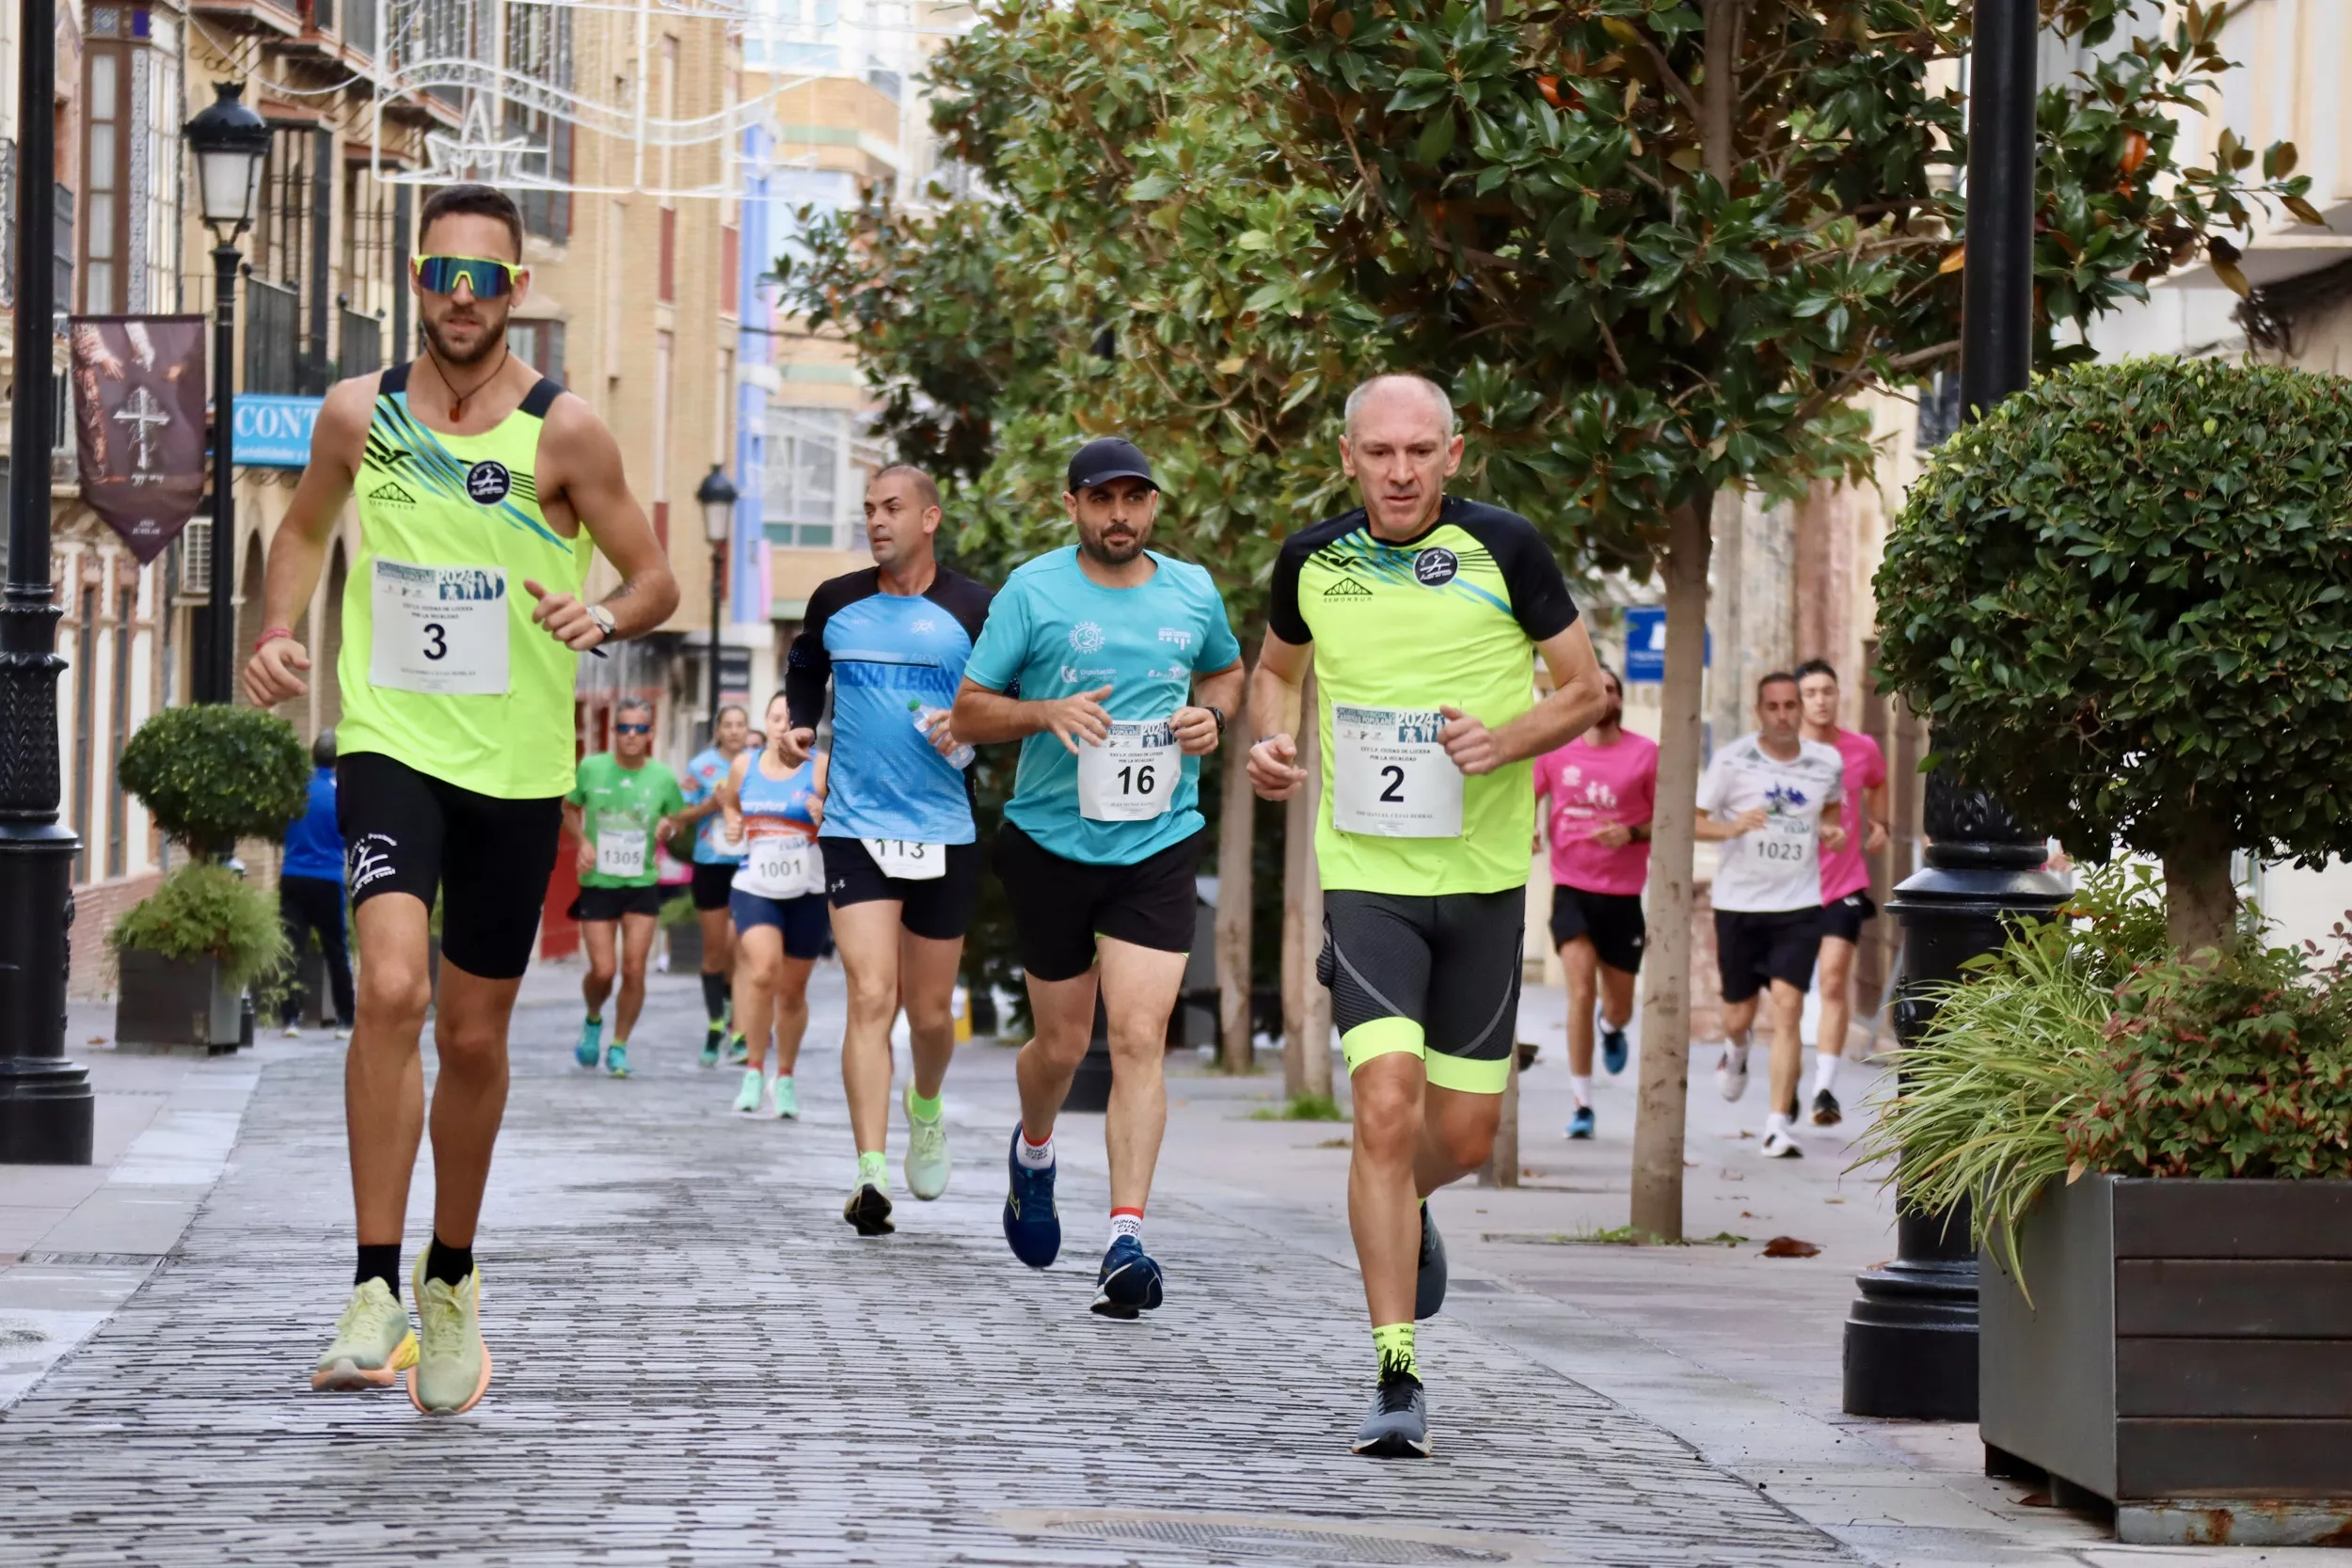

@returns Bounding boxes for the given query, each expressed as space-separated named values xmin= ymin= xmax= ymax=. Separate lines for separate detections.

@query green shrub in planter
xmin=108 ymin=863 xmax=291 ymax=990
xmin=1863 ymin=864 xmax=2352 ymax=1286
xmin=117 ymin=704 xmax=310 ymax=862
xmin=1875 ymin=356 xmax=2352 ymax=957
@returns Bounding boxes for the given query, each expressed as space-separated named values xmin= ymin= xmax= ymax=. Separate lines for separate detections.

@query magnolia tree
xmin=1248 ymin=0 xmax=2311 ymax=1236
xmin=1876 ymin=357 xmax=2352 ymax=958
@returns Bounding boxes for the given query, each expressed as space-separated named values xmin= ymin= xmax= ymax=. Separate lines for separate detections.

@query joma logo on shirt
xmin=1322 ymin=578 xmax=1374 ymax=600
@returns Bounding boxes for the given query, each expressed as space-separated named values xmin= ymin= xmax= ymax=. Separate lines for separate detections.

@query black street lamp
xmin=695 ymin=464 xmax=738 ymax=745
xmin=183 ymin=82 xmax=271 ymax=705
xmin=0 ymin=0 xmax=93 ymax=1162
xmin=1841 ymin=0 xmax=2070 ymax=1419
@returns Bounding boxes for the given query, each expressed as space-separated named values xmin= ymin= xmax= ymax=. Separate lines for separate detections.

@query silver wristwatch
xmin=586 ymin=604 xmax=617 ymax=642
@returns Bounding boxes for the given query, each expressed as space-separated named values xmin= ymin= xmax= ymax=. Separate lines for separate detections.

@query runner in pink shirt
xmin=1796 ymin=659 xmax=1889 ymax=1128
xmin=1534 ymin=666 xmax=1657 ymax=1140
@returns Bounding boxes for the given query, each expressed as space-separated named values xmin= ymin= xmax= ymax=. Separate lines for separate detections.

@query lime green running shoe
xmin=407 ymin=1253 xmax=492 ymax=1415
xmin=771 ymin=1075 xmax=800 ymax=1120
xmin=904 ymin=1085 xmax=950 ymax=1200
xmin=310 ymin=1276 xmax=417 ymax=1391
xmin=605 ymin=1042 xmax=630 ymax=1078
xmin=732 ymin=1069 xmax=763 ymax=1113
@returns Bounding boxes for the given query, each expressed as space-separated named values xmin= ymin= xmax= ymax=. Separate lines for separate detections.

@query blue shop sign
xmin=1621 ymin=605 xmax=1708 ymax=682
xmin=233 ymin=394 xmax=322 ymax=468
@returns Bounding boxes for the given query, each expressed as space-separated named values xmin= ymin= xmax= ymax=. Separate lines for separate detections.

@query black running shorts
xmin=1320 ymin=888 xmax=1525 ymax=1095
xmin=690 ymin=859 xmax=739 ymax=912
xmin=1819 ymin=890 xmax=1877 ymax=945
xmin=818 ymin=836 xmax=983 ymax=942
xmin=995 ymin=824 xmax=1204 ymax=983
xmin=339 ymin=751 xmax=563 ymax=982
xmin=1714 ymin=906 xmax=1826 ymax=1005
xmin=569 ymin=883 xmax=667 ymax=923
xmin=1549 ymin=884 xmax=1646 ymax=974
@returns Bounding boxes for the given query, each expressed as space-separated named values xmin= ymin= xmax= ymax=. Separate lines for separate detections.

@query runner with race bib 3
xmin=717 ymin=689 xmax=832 ymax=1120
xmin=780 ymin=465 xmax=992 ymax=1236
xmin=1247 ymin=375 xmax=1607 ymax=1459
xmin=953 ymin=436 xmax=1243 ymax=1321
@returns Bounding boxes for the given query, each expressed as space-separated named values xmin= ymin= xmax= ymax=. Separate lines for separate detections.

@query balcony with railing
xmin=245 ymin=277 xmax=304 ymax=395
xmin=339 ymin=305 xmax=384 ymax=380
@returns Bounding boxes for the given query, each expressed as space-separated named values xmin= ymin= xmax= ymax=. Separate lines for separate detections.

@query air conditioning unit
xmin=178 ymin=520 xmax=212 ymax=600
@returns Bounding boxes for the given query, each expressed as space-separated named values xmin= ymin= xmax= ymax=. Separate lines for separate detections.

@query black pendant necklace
xmin=432 ymin=344 xmax=510 ymax=421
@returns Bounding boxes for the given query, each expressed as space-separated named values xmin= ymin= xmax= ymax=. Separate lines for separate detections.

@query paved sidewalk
xmin=0 ymin=964 xmax=1850 ymax=1567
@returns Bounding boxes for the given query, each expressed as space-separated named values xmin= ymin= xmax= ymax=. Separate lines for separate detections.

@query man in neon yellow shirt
xmin=1248 ymin=374 xmax=1607 ymax=1458
xmin=244 ymin=183 xmax=676 ymax=1416
xmin=564 ymin=695 xmax=688 ymax=1078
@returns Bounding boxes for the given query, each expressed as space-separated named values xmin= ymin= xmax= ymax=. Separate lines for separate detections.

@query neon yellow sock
xmin=856 ymin=1150 xmax=888 ymax=1190
xmin=908 ymin=1088 xmax=943 ymax=1123
xmin=1373 ymin=1322 xmax=1419 ymax=1382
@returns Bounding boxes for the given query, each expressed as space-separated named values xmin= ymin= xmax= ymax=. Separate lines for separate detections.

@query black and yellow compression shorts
xmin=1317 ymin=888 xmax=1525 ymax=1095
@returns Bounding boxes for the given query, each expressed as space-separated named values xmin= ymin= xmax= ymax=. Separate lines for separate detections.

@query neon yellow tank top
xmin=338 ymin=362 xmax=589 ymax=800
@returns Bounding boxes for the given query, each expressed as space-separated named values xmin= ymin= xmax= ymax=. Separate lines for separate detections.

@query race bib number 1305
xmin=1330 ymin=705 xmax=1465 ymax=838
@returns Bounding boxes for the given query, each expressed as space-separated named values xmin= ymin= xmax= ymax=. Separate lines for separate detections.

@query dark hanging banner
xmin=69 ymin=315 xmax=208 ymax=563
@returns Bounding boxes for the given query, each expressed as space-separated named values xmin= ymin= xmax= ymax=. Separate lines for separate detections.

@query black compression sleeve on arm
xmin=785 ymin=580 xmax=842 ymax=730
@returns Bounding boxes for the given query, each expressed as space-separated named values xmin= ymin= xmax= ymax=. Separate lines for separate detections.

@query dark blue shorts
xmin=729 ymin=888 xmax=831 ymax=961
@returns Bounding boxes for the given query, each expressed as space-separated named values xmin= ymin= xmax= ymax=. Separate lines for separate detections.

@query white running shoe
xmin=903 ymin=1085 xmax=949 ymax=1199
xmin=1761 ymin=1114 xmax=1803 ymax=1159
xmin=283 ymin=1025 xmax=303 ymax=1038
xmin=732 ymin=1069 xmax=763 ymax=1114
xmin=1714 ymin=1045 xmax=1751 ymax=1102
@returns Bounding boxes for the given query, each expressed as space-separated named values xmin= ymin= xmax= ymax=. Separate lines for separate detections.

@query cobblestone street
xmin=0 ymin=966 xmax=1853 ymax=1567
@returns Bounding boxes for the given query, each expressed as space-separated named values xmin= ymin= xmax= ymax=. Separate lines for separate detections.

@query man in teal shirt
xmin=953 ymin=436 xmax=1244 ymax=1321
xmin=564 ymin=695 xmax=687 ymax=1077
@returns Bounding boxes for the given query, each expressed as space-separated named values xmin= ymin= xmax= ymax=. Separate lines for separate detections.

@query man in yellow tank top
xmin=243 ymin=184 xmax=677 ymax=1415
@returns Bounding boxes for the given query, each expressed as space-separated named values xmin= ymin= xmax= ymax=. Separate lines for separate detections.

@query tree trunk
xmin=1629 ymin=496 xmax=1714 ymax=1242
xmin=1281 ymin=672 xmax=1324 ymax=1099
xmin=1216 ymin=689 xmax=1257 ymax=1074
xmin=2162 ymin=805 xmax=2238 ymax=959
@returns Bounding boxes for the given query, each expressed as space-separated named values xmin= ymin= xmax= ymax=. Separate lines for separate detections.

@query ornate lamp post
xmin=1840 ymin=0 xmax=2072 ymax=1418
xmin=183 ymin=82 xmax=271 ymax=705
xmin=695 ymin=464 xmax=738 ymax=745
xmin=0 ymin=0 xmax=93 ymax=1162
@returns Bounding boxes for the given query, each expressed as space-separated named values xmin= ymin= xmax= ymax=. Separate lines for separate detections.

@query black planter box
xmin=113 ymin=949 xmax=243 ymax=1054
xmin=1982 ymin=1173 xmax=2352 ymax=1545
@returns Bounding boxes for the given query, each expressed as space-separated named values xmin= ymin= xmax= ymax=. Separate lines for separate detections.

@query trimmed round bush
xmin=117 ymin=703 xmax=310 ymax=863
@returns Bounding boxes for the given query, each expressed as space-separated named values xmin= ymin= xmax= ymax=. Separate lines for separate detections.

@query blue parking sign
xmin=1621 ymin=605 xmax=1706 ymax=682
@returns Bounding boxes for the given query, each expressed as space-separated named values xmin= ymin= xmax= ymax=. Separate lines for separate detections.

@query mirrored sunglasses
xmin=614 ymin=723 xmax=652 ymax=736
xmin=412 ymin=254 xmax=522 ymax=298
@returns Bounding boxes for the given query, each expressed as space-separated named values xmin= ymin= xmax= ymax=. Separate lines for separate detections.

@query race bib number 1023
xmin=1329 ymin=705 xmax=1465 ymax=838
xmin=370 ymin=558 xmax=510 ymax=696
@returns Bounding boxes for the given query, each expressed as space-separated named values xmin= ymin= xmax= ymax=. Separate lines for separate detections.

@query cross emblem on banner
xmin=113 ymin=386 xmax=172 ymax=472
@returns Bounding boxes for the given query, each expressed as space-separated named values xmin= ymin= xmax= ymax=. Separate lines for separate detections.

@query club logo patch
xmin=1068 ymin=621 xmax=1105 ymax=655
xmin=1413 ymin=547 xmax=1459 ymax=587
xmin=466 ymin=461 xmax=512 ymax=504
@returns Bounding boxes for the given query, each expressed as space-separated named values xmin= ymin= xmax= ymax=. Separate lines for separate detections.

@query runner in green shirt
xmin=564 ymin=694 xmax=688 ymax=1077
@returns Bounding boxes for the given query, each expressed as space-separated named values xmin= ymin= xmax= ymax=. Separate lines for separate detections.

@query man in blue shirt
xmin=953 ymin=436 xmax=1244 ymax=1320
xmin=778 ymin=465 xmax=993 ymax=1237
xmin=280 ymin=728 xmax=355 ymax=1036
xmin=674 ymin=703 xmax=752 ymax=1066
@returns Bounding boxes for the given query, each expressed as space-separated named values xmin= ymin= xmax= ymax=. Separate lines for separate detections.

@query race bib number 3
xmin=1076 ymin=720 xmax=1181 ymax=822
xmin=863 ymin=838 xmax=946 ymax=881
xmin=370 ymin=558 xmax=510 ymax=696
xmin=596 ymin=828 xmax=649 ymax=880
xmin=1330 ymin=705 xmax=1465 ymax=838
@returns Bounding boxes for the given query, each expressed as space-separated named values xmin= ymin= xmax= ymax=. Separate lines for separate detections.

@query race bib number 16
xmin=1330 ymin=705 xmax=1465 ymax=838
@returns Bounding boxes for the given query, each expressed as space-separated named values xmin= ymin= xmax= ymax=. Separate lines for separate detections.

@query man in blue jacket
xmin=280 ymin=728 xmax=356 ymax=1037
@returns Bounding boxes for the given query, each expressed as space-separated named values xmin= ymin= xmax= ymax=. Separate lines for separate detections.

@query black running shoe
xmin=843 ymin=1182 xmax=895 ymax=1236
xmin=1811 ymin=1087 xmax=1843 ymax=1127
xmin=1351 ymin=1372 xmax=1431 ymax=1458
xmin=1415 ymin=1202 xmax=1446 ymax=1320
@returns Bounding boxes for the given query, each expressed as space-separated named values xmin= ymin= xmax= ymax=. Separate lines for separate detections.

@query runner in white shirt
xmin=1693 ymin=673 xmax=1846 ymax=1158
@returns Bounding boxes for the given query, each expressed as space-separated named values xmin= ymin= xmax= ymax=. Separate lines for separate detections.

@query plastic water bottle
xmin=911 ymin=702 xmax=975 ymax=770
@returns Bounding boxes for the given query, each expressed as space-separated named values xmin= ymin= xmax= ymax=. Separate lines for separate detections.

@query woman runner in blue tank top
xmin=715 ymin=691 xmax=832 ymax=1117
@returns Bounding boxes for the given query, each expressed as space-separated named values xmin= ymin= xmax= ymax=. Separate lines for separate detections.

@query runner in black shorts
xmin=676 ymin=703 xmax=753 ymax=1065
xmin=1796 ymin=659 xmax=1891 ymax=1126
xmin=563 ymin=697 xmax=688 ymax=1079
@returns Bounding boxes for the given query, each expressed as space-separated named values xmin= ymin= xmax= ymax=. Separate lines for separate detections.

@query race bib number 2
xmin=863 ymin=838 xmax=946 ymax=881
xmin=1076 ymin=720 xmax=1180 ymax=822
xmin=1330 ymin=705 xmax=1465 ymax=838
xmin=369 ymin=558 xmax=510 ymax=696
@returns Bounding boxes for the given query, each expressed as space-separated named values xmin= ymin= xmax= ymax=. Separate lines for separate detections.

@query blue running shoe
xmin=1567 ymin=1105 xmax=1596 ymax=1140
xmin=1003 ymin=1128 xmax=1060 ymax=1269
xmin=1601 ymin=1024 xmax=1629 ymax=1076
xmin=604 ymin=1042 xmax=629 ymax=1078
xmin=574 ymin=1016 xmax=602 ymax=1069
xmin=1091 ymin=1236 xmax=1164 ymax=1320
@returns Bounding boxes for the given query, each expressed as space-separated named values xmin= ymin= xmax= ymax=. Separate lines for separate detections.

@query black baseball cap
xmin=1067 ymin=436 xmax=1157 ymax=495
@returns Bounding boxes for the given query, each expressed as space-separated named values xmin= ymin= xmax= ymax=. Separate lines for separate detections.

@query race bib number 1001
xmin=745 ymin=835 xmax=825 ymax=898
xmin=370 ymin=558 xmax=510 ymax=696
xmin=1330 ymin=705 xmax=1465 ymax=838
xmin=1075 ymin=720 xmax=1181 ymax=822
xmin=863 ymin=838 xmax=947 ymax=881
